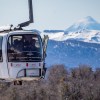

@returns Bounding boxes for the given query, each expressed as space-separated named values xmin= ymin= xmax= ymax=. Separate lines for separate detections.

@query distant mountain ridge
xmin=41 ymin=16 xmax=100 ymax=68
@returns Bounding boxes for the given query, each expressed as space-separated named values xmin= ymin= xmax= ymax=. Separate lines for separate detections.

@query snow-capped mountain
xmin=65 ymin=16 xmax=100 ymax=33
xmin=63 ymin=16 xmax=100 ymax=44
xmin=42 ymin=16 xmax=100 ymax=68
xmin=42 ymin=16 xmax=100 ymax=44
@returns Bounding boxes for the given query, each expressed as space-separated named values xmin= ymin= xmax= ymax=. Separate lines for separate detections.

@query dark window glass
xmin=0 ymin=36 xmax=3 ymax=62
xmin=7 ymin=34 xmax=42 ymax=62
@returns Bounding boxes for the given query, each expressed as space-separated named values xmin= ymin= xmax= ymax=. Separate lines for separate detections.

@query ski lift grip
xmin=18 ymin=0 xmax=34 ymax=28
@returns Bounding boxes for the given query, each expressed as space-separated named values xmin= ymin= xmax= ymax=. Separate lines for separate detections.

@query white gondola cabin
xmin=0 ymin=30 xmax=48 ymax=80
xmin=0 ymin=0 xmax=49 ymax=81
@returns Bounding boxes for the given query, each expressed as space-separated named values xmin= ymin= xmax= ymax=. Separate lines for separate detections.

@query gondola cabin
xmin=0 ymin=30 xmax=48 ymax=80
xmin=0 ymin=0 xmax=48 ymax=81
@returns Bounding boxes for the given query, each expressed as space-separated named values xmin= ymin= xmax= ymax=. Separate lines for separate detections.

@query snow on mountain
xmin=41 ymin=16 xmax=100 ymax=44
xmin=41 ymin=32 xmax=64 ymax=41
xmin=65 ymin=16 xmax=100 ymax=33
xmin=63 ymin=16 xmax=100 ymax=43
xmin=63 ymin=30 xmax=100 ymax=43
xmin=42 ymin=30 xmax=100 ymax=44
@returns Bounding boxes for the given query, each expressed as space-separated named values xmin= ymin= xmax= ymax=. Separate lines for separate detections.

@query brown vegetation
xmin=0 ymin=64 xmax=100 ymax=100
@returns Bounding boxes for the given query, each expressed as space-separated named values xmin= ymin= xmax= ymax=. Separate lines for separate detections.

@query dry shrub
xmin=0 ymin=64 xmax=100 ymax=100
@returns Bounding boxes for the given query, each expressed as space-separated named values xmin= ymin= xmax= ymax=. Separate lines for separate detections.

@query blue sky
xmin=0 ymin=0 xmax=100 ymax=31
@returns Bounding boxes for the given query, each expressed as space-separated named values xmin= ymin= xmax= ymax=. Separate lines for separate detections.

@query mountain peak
xmin=85 ymin=16 xmax=96 ymax=21
xmin=77 ymin=16 xmax=97 ymax=24
xmin=65 ymin=16 xmax=100 ymax=33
